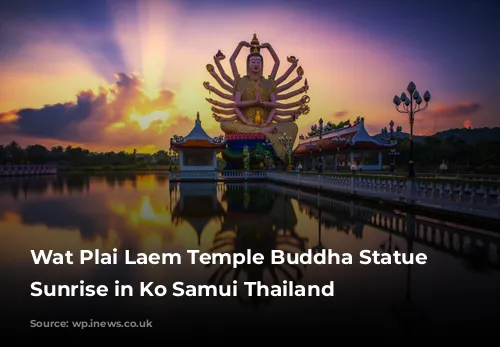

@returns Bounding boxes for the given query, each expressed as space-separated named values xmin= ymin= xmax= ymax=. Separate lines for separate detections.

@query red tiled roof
xmin=293 ymin=119 xmax=397 ymax=155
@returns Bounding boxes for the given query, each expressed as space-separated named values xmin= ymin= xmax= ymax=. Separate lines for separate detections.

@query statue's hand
xmin=212 ymin=114 xmax=224 ymax=122
xmin=287 ymin=56 xmax=299 ymax=64
xmin=300 ymin=95 xmax=310 ymax=104
xmin=254 ymin=94 xmax=263 ymax=107
xmin=239 ymin=41 xmax=251 ymax=48
xmin=206 ymin=64 xmax=215 ymax=75
xmin=207 ymin=98 xmax=221 ymax=106
xmin=300 ymin=85 xmax=309 ymax=93
xmin=203 ymin=81 xmax=210 ymax=90
xmin=214 ymin=50 xmax=225 ymax=61
xmin=297 ymin=66 xmax=304 ymax=76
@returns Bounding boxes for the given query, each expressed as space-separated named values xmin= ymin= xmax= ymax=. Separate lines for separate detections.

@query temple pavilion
xmin=293 ymin=117 xmax=397 ymax=171
xmin=170 ymin=112 xmax=227 ymax=171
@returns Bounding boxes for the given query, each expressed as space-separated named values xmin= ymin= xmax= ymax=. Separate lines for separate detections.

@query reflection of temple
xmin=208 ymin=184 xmax=307 ymax=307
xmin=170 ymin=182 xmax=225 ymax=245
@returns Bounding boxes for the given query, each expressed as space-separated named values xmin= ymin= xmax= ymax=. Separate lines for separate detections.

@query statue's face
xmin=249 ymin=56 xmax=262 ymax=73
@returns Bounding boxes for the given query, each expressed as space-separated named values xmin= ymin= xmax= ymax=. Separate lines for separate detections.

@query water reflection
xmin=202 ymin=183 xmax=307 ymax=307
xmin=170 ymin=183 xmax=225 ymax=246
xmin=1 ymin=174 xmax=499 ymax=331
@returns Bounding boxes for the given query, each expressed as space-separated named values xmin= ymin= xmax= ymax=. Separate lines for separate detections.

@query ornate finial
xmin=196 ymin=112 xmax=201 ymax=124
xmin=250 ymin=33 xmax=260 ymax=54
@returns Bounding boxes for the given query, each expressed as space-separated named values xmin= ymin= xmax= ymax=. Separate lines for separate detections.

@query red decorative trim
xmin=226 ymin=133 xmax=267 ymax=140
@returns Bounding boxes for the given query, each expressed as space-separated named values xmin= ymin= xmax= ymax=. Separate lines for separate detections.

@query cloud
xmin=411 ymin=101 xmax=482 ymax=134
xmin=332 ymin=110 xmax=349 ymax=118
xmin=427 ymin=102 xmax=482 ymax=119
xmin=0 ymin=73 xmax=197 ymax=152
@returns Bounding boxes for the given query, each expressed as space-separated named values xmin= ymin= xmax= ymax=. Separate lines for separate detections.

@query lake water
xmin=1 ymin=173 xmax=499 ymax=336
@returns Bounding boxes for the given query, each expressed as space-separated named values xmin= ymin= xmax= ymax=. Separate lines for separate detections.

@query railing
xmin=169 ymin=170 xmax=267 ymax=181
xmin=0 ymin=164 xmax=57 ymax=177
xmin=268 ymin=183 xmax=500 ymax=267
xmin=267 ymin=172 xmax=500 ymax=219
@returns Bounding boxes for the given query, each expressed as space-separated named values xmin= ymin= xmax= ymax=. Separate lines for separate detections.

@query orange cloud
xmin=427 ymin=102 xmax=482 ymax=119
xmin=0 ymin=73 xmax=201 ymax=153
xmin=0 ymin=1 xmax=493 ymax=150
xmin=414 ymin=101 xmax=482 ymax=133
xmin=0 ymin=112 xmax=19 ymax=123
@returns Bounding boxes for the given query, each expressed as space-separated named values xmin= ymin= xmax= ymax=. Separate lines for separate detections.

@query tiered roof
xmin=294 ymin=117 xmax=396 ymax=156
xmin=170 ymin=112 xmax=227 ymax=150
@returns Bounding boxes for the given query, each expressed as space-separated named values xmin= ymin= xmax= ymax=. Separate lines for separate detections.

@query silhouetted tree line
xmin=385 ymin=136 xmax=500 ymax=173
xmin=0 ymin=141 xmax=172 ymax=167
xmin=1 ymin=136 xmax=498 ymax=173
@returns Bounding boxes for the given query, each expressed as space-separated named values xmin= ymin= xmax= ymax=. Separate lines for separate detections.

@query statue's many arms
xmin=203 ymin=34 xmax=310 ymax=160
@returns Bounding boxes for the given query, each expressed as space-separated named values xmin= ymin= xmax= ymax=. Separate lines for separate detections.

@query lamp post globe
xmin=393 ymin=81 xmax=431 ymax=178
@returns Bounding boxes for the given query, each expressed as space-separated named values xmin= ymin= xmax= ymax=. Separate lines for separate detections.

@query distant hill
xmin=373 ymin=127 xmax=500 ymax=143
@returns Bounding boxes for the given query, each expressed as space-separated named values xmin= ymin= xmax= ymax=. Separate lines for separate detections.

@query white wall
xmin=179 ymin=150 xmax=217 ymax=171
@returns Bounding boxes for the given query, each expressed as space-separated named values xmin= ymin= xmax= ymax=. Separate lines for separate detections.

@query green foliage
xmin=307 ymin=116 xmax=362 ymax=137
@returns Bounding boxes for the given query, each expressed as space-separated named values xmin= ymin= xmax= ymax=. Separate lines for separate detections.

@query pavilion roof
xmin=293 ymin=118 xmax=397 ymax=155
xmin=170 ymin=112 xmax=226 ymax=150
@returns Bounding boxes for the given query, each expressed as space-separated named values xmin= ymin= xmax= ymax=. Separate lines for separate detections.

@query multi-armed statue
xmin=203 ymin=34 xmax=310 ymax=161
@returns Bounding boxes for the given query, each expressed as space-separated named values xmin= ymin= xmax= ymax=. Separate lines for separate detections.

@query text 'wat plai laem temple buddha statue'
xmin=203 ymin=34 xmax=310 ymax=169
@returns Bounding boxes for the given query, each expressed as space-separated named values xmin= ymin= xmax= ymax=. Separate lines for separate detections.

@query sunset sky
xmin=0 ymin=0 xmax=498 ymax=153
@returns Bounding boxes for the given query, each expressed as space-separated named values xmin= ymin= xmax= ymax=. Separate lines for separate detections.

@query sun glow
xmin=130 ymin=110 xmax=170 ymax=130
xmin=111 ymin=0 xmax=177 ymax=95
xmin=109 ymin=195 xmax=171 ymax=227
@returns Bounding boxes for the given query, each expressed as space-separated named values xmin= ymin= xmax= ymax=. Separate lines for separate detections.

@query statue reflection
xmin=169 ymin=182 xmax=226 ymax=246
xmin=207 ymin=184 xmax=307 ymax=307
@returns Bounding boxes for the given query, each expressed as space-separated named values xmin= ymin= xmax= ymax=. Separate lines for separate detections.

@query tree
xmin=5 ymin=140 xmax=24 ymax=163
xmin=25 ymin=144 xmax=49 ymax=164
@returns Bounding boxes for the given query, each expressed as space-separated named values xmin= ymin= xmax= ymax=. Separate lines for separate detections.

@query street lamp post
xmin=382 ymin=121 xmax=402 ymax=173
xmin=167 ymin=149 xmax=178 ymax=171
xmin=317 ymin=118 xmax=324 ymax=172
xmin=305 ymin=140 xmax=316 ymax=171
xmin=278 ymin=132 xmax=293 ymax=171
xmin=393 ymin=81 xmax=431 ymax=178
xmin=331 ymin=136 xmax=349 ymax=170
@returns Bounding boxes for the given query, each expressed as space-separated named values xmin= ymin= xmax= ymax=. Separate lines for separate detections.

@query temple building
xmin=170 ymin=112 xmax=227 ymax=171
xmin=293 ymin=117 xmax=397 ymax=171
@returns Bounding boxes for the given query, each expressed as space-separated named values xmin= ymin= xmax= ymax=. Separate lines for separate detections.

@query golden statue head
xmin=247 ymin=33 xmax=263 ymax=75
xmin=250 ymin=33 xmax=260 ymax=54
